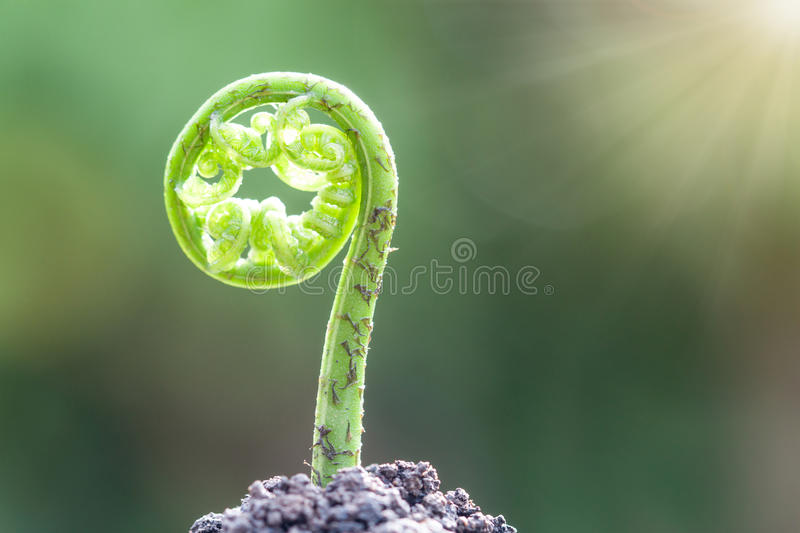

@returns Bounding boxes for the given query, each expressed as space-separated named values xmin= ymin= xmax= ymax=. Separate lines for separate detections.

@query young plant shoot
xmin=164 ymin=73 xmax=398 ymax=486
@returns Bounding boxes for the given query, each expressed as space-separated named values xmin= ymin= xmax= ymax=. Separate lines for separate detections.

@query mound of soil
xmin=190 ymin=460 xmax=516 ymax=533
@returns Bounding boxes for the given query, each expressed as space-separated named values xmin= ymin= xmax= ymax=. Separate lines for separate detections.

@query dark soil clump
xmin=190 ymin=460 xmax=516 ymax=533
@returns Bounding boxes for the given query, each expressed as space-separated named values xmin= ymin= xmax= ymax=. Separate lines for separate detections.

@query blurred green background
xmin=2 ymin=1 xmax=799 ymax=532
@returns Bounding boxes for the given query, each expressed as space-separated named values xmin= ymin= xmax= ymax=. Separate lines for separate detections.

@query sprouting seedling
xmin=164 ymin=73 xmax=398 ymax=486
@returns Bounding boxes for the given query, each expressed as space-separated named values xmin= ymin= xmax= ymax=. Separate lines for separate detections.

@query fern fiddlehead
xmin=164 ymin=73 xmax=398 ymax=486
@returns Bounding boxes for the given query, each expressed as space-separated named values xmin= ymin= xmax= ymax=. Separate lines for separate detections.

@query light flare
xmin=759 ymin=0 xmax=800 ymax=37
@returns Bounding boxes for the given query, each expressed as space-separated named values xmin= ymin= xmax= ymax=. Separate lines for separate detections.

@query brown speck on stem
xmin=330 ymin=379 xmax=340 ymax=405
xmin=374 ymin=156 xmax=389 ymax=172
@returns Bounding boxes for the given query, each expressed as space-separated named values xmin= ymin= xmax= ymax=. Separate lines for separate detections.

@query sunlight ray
xmin=710 ymin=35 xmax=800 ymax=308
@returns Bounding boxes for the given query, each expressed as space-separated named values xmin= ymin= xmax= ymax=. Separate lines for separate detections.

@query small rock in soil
xmin=190 ymin=460 xmax=516 ymax=533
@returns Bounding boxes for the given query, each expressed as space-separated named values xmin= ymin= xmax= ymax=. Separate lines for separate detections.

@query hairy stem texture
xmin=164 ymin=73 xmax=398 ymax=486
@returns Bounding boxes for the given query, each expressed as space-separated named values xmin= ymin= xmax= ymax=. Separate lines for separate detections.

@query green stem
xmin=312 ymin=147 xmax=397 ymax=485
xmin=164 ymin=73 xmax=398 ymax=486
